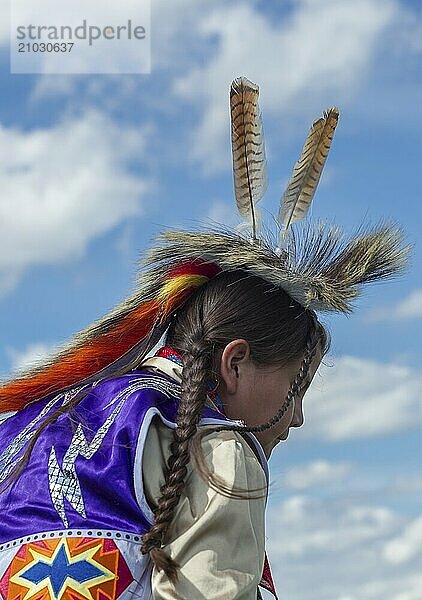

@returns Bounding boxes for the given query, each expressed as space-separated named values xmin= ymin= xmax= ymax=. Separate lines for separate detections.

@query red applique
xmin=260 ymin=552 xmax=278 ymax=599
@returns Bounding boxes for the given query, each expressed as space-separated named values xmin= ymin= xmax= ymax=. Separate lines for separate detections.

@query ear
xmin=219 ymin=339 xmax=251 ymax=395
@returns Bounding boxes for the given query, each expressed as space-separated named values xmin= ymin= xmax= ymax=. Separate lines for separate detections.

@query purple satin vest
xmin=0 ymin=368 xmax=269 ymax=600
xmin=0 ymin=369 xmax=237 ymax=544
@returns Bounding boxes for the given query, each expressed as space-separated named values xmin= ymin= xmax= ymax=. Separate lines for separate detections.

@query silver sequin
xmin=48 ymin=376 xmax=180 ymax=526
xmin=0 ymin=393 xmax=62 ymax=485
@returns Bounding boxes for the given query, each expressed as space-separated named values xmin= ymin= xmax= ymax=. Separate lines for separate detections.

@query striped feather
xmin=230 ymin=76 xmax=268 ymax=239
xmin=279 ymin=107 xmax=339 ymax=233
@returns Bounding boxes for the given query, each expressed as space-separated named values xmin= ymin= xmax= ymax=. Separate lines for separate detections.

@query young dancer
xmin=0 ymin=78 xmax=408 ymax=599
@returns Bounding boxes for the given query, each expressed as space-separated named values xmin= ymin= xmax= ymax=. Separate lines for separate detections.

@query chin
xmin=276 ymin=429 xmax=289 ymax=443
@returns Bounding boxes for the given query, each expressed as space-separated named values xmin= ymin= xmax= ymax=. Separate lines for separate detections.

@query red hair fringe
xmin=0 ymin=259 xmax=220 ymax=412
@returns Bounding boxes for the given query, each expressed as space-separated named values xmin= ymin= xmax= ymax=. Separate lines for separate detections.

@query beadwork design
xmin=0 ymin=530 xmax=141 ymax=553
xmin=48 ymin=377 xmax=180 ymax=526
xmin=0 ymin=537 xmax=133 ymax=600
xmin=0 ymin=388 xmax=88 ymax=488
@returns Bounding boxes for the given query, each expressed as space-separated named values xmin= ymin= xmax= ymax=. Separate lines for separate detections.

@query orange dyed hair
xmin=0 ymin=259 xmax=220 ymax=412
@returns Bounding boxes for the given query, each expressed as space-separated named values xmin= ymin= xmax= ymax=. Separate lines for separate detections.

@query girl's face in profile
xmin=218 ymin=341 xmax=322 ymax=457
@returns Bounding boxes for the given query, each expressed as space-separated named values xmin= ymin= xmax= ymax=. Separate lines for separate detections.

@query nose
xmin=291 ymin=398 xmax=304 ymax=428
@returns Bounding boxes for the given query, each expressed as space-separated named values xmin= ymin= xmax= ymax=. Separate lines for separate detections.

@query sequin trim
xmin=48 ymin=376 xmax=181 ymax=526
xmin=0 ymin=530 xmax=143 ymax=553
xmin=0 ymin=388 xmax=86 ymax=487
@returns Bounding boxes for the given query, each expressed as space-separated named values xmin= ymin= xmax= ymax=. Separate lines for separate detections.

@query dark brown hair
xmin=140 ymin=269 xmax=330 ymax=581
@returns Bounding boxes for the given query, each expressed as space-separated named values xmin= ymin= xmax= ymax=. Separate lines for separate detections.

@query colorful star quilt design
xmin=0 ymin=537 xmax=133 ymax=600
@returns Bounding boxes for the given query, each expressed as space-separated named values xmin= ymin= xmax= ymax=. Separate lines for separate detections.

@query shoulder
xmin=147 ymin=417 xmax=265 ymax=469
xmin=94 ymin=367 xmax=180 ymax=394
xmin=83 ymin=369 xmax=181 ymax=416
xmin=148 ymin=422 xmax=267 ymax=597
xmin=194 ymin=427 xmax=268 ymax=493
xmin=143 ymin=419 xmax=267 ymax=509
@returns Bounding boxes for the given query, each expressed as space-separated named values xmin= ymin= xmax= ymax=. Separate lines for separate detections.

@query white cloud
xmin=30 ymin=76 xmax=81 ymax=103
xmin=5 ymin=342 xmax=57 ymax=375
xmin=393 ymin=290 xmax=422 ymax=318
xmin=6 ymin=0 xmax=419 ymax=187
xmin=0 ymin=271 xmax=21 ymax=298
xmin=389 ymin=474 xmax=422 ymax=496
xmin=114 ymin=222 xmax=137 ymax=260
xmin=383 ymin=515 xmax=422 ymax=564
xmin=283 ymin=459 xmax=354 ymax=491
xmin=268 ymin=495 xmax=400 ymax=558
xmin=367 ymin=289 xmax=422 ymax=321
xmin=172 ymin=0 xmax=400 ymax=174
xmin=359 ymin=576 xmax=422 ymax=600
xmin=6 ymin=0 xmax=152 ymax=72
xmin=8 ymin=0 xmax=421 ymax=185
xmin=266 ymin=493 xmax=422 ymax=600
xmin=301 ymin=356 xmax=422 ymax=441
xmin=26 ymin=0 xmax=210 ymax=101
xmin=0 ymin=109 xmax=153 ymax=297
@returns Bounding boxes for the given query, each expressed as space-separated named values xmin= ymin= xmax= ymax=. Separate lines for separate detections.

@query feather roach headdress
xmin=0 ymin=77 xmax=409 ymax=412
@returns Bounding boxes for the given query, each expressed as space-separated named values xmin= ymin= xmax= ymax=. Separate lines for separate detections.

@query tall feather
xmin=230 ymin=77 xmax=268 ymax=240
xmin=279 ymin=107 xmax=339 ymax=234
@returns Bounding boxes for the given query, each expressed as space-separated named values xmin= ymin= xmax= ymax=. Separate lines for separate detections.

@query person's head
xmin=216 ymin=337 xmax=322 ymax=457
xmin=166 ymin=269 xmax=328 ymax=453
xmin=141 ymin=269 xmax=330 ymax=577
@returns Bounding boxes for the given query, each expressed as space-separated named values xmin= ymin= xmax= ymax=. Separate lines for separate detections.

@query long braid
xmin=140 ymin=336 xmax=211 ymax=582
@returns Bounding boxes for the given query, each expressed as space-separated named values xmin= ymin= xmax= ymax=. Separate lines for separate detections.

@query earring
xmin=208 ymin=375 xmax=220 ymax=395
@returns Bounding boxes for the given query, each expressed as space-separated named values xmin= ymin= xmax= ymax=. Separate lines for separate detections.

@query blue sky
xmin=0 ymin=0 xmax=421 ymax=598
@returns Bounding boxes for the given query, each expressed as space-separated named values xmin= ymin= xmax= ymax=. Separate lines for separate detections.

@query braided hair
xmin=140 ymin=270 xmax=329 ymax=581
xmin=140 ymin=339 xmax=212 ymax=579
